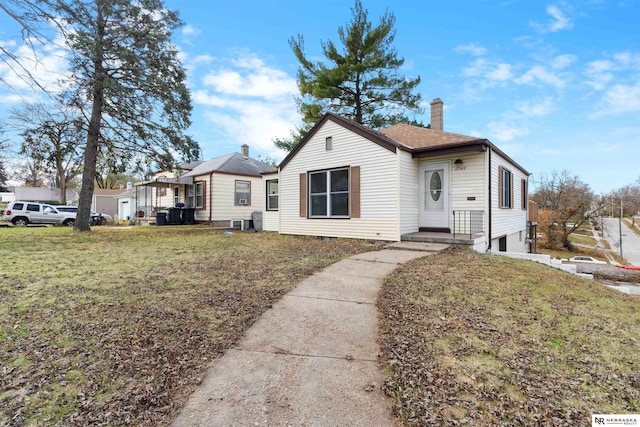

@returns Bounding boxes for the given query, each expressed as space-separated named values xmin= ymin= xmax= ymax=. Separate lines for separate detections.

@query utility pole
xmin=619 ymin=195 xmax=623 ymax=258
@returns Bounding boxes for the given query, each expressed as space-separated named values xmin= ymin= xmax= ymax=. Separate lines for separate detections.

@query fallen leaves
xmin=0 ymin=228 xmax=377 ymax=426
xmin=378 ymin=247 xmax=640 ymax=426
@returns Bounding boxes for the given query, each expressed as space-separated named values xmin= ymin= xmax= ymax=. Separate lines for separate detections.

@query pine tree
xmin=276 ymin=0 xmax=422 ymax=151
xmin=51 ymin=0 xmax=199 ymax=231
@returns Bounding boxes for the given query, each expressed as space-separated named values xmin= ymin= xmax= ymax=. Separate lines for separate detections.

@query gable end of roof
xmin=279 ymin=113 xmax=404 ymax=170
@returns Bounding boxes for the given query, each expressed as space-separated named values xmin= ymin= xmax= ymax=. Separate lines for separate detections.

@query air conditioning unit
xmin=239 ymin=198 xmax=247 ymax=205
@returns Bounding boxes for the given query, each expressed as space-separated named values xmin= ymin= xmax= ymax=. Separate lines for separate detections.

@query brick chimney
xmin=430 ymin=98 xmax=443 ymax=131
xmin=241 ymin=144 xmax=249 ymax=158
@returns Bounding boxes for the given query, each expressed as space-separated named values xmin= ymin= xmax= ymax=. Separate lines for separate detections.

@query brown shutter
xmin=509 ymin=173 xmax=514 ymax=208
xmin=299 ymin=173 xmax=307 ymax=218
xmin=350 ymin=166 xmax=361 ymax=218
xmin=498 ymin=166 xmax=503 ymax=208
xmin=521 ymin=179 xmax=527 ymax=210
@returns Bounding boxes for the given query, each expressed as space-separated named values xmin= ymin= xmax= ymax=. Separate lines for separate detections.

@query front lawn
xmin=0 ymin=226 xmax=377 ymax=425
xmin=379 ymin=247 xmax=640 ymax=426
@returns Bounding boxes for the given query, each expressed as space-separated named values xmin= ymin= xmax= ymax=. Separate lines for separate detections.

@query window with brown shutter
xmin=303 ymin=167 xmax=354 ymax=218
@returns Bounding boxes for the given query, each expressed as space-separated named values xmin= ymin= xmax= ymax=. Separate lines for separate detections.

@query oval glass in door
xmin=425 ymin=169 xmax=444 ymax=211
xmin=430 ymin=171 xmax=442 ymax=201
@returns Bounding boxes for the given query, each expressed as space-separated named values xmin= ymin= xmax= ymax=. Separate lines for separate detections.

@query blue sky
xmin=1 ymin=0 xmax=639 ymax=194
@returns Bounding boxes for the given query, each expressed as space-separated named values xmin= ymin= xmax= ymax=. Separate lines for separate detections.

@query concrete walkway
xmin=172 ymin=244 xmax=447 ymax=427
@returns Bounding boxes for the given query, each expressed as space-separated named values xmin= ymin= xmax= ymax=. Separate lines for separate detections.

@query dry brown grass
xmin=0 ymin=226 xmax=377 ymax=425
xmin=379 ymin=247 xmax=640 ymax=426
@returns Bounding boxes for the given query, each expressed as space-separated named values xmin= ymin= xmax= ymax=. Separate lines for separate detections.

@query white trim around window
xmin=309 ymin=167 xmax=349 ymax=218
xmin=266 ymin=179 xmax=278 ymax=211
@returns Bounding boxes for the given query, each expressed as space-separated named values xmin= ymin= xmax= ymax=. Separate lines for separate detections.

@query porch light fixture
xmin=454 ymin=159 xmax=463 ymax=165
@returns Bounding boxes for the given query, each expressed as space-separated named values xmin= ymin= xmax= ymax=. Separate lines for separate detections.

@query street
xmin=602 ymin=217 xmax=640 ymax=266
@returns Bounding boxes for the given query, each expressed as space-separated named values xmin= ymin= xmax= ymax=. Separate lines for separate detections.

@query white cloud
xmin=546 ymin=5 xmax=572 ymax=31
xmin=192 ymin=51 xmax=300 ymax=159
xmin=551 ymin=54 xmax=577 ymax=69
xmin=487 ymin=121 xmax=529 ymax=142
xmin=515 ymin=65 xmax=565 ymax=88
xmin=202 ymin=101 xmax=297 ymax=159
xmin=182 ymin=24 xmax=201 ymax=38
xmin=516 ymin=98 xmax=554 ymax=117
xmin=0 ymin=39 xmax=18 ymax=49
xmin=591 ymin=81 xmax=640 ymax=117
xmin=530 ymin=4 xmax=573 ymax=33
xmin=612 ymin=51 xmax=640 ymax=67
xmin=585 ymin=59 xmax=614 ymax=90
xmin=462 ymin=59 xmax=514 ymax=86
xmin=462 ymin=58 xmax=488 ymax=78
xmin=201 ymin=53 xmax=297 ymax=99
xmin=584 ymin=53 xmax=640 ymax=92
xmin=192 ymin=54 xmax=214 ymax=65
xmin=487 ymin=63 xmax=513 ymax=81
xmin=454 ymin=43 xmax=487 ymax=56
xmin=0 ymin=35 xmax=70 ymax=100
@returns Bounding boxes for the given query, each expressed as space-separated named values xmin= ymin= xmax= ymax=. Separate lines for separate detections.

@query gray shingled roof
xmin=179 ymin=160 xmax=205 ymax=170
xmin=182 ymin=152 xmax=273 ymax=177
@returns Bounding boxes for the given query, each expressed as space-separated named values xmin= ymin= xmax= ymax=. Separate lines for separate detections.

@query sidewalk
xmin=172 ymin=243 xmax=448 ymax=427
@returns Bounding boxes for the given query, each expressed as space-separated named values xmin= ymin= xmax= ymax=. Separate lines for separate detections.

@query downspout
xmin=395 ymin=147 xmax=402 ymax=242
xmin=208 ymin=172 xmax=214 ymax=225
xmin=487 ymin=146 xmax=492 ymax=252
xmin=278 ymin=167 xmax=281 ymax=234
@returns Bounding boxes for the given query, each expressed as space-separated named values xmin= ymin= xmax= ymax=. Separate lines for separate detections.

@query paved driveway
xmin=602 ymin=217 xmax=640 ymax=266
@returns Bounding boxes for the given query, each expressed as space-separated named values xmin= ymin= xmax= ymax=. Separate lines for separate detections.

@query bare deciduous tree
xmin=532 ymin=170 xmax=604 ymax=249
xmin=11 ymin=104 xmax=83 ymax=203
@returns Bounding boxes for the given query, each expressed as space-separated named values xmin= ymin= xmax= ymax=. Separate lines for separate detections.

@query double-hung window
xmin=499 ymin=166 xmax=513 ymax=209
xmin=309 ymin=168 xmax=349 ymax=218
xmin=187 ymin=185 xmax=195 ymax=208
xmin=266 ymin=179 xmax=278 ymax=211
xmin=195 ymin=181 xmax=204 ymax=209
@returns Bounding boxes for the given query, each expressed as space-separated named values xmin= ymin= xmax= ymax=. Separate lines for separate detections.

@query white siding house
xmin=278 ymin=120 xmax=400 ymax=241
xmin=133 ymin=146 xmax=273 ymax=227
xmin=269 ymin=100 xmax=532 ymax=253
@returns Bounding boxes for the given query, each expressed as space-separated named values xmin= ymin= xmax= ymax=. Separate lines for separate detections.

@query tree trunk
xmin=74 ymin=3 xmax=104 ymax=232
xmin=59 ymin=171 xmax=67 ymax=204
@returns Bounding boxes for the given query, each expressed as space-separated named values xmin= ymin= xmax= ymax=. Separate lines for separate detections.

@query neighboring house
xmin=265 ymin=99 xmax=531 ymax=253
xmin=12 ymin=187 xmax=79 ymax=204
xmin=180 ymin=146 xmax=273 ymax=227
xmin=92 ymin=189 xmax=121 ymax=219
xmin=0 ymin=191 xmax=15 ymax=203
xmin=115 ymin=185 xmax=151 ymax=222
xmin=134 ymin=146 xmax=273 ymax=227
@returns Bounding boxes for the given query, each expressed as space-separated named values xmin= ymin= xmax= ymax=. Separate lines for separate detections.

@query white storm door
xmin=419 ymin=162 xmax=450 ymax=229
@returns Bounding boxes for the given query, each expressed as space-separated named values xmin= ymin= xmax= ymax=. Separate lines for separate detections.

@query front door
xmin=419 ymin=162 xmax=450 ymax=230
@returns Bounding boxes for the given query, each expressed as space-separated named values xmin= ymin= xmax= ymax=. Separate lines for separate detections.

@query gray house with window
xmin=135 ymin=145 xmax=272 ymax=227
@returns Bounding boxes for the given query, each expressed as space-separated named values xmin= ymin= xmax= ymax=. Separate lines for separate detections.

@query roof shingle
xmin=379 ymin=123 xmax=482 ymax=149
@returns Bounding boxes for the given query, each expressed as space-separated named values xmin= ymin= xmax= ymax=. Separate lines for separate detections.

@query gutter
xmin=488 ymin=147 xmax=492 ymax=252
xmin=208 ymin=171 xmax=214 ymax=224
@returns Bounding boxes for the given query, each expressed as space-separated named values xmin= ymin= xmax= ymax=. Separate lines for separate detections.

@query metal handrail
xmin=452 ymin=210 xmax=484 ymax=238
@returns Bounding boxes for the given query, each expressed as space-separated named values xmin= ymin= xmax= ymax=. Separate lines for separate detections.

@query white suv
xmin=2 ymin=201 xmax=74 ymax=226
